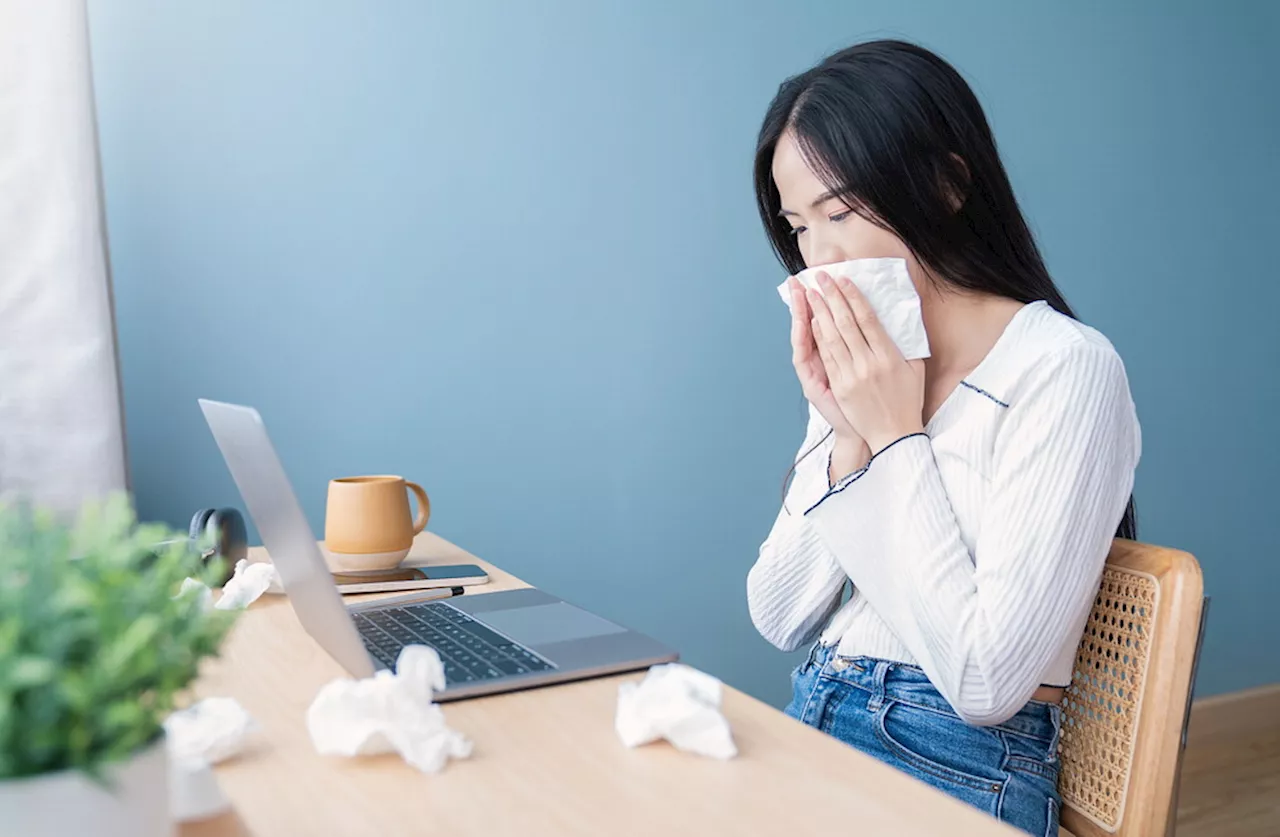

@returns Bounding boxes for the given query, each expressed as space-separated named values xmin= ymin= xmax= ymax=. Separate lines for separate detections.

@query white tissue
xmin=215 ymin=559 xmax=281 ymax=610
xmin=176 ymin=576 xmax=213 ymax=611
xmin=778 ymin=257 xmax=931 ymax=360
xmin=615 ymin=663 xmax=737 ymax=760
xmin=306 ymin=644 xmax=472 ymax=774
xmin=166 ymin=697 xmax=258 ymax=765
xmin=163 ymin=697 xmax=258 ymax=822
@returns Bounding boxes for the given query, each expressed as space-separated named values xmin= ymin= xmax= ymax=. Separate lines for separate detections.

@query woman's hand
xmin=806 ymin=272 xmax=926 ymax=455
xmin=787 ymin=277 xmax=857 ymax=441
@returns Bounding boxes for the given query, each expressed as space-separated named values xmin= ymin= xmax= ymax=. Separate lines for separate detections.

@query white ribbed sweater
xmin=747 ymin=301 xmax=1141 ymax=726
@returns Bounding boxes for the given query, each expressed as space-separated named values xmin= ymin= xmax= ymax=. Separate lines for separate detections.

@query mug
xmin=324 ymin=475 xmax=431 ymax=570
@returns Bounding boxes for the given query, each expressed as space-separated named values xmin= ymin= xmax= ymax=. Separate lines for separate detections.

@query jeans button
xmin=831 ymin=657 xmax=849 ymax=672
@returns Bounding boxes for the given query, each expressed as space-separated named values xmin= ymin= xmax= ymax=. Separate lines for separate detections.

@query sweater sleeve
xmin=804 ymin=343 xmax=1140 ymax=725
xmin=746 ymin=405 xmax=849 ymax=652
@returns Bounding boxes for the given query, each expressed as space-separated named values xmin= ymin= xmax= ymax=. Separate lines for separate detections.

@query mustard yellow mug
xmin=324 ymin=475 xmax=430 ymax=570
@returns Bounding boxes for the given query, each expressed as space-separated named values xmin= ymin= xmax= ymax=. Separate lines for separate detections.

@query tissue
xmin=215 ymin=559 xmax=281 ymax=610
xmin=176 ymin=576 xmax=213 ymax=612
xmin=307 ymin=644 xmax=472 ymax=774
xmin=778 ymin=257 xmax=931 ymax=360
xmin=616 ymin=664 xmax=737 ymax=760
xmin=164 ymin=697 xmax=258 ymax=822
xmin=166 ymin=697 xmax=258 ymax=765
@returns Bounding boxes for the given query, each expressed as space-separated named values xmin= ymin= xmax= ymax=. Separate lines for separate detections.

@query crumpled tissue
xmin=164 ymin=697 xmax=258 ymax=822
xmin=179 ymin=559 xmax=282 ymax=611
xmin=306 ymin=644 xmax=472 ymax=774
xmin=778 ymin=257 xmax=931 ymax=360
xmin=616 ymin=663 xmax=737 ymax=759
xmin=215 ymin=559 xmax=282 ymax=609
xmin=176 ymin=576 xmax=214 ymax=611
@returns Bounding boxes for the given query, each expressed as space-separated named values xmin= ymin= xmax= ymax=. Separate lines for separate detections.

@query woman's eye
xmin=830 ymin=210 xmax=852 ymax=223
xmin=788 ymin=226 xmax=807 ymax=237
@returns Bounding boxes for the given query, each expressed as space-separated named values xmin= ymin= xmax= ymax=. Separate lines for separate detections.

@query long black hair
xmin=757 ymin=39 xmax=1136 ymax=540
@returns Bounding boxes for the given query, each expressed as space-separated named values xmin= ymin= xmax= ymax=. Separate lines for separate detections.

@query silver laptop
xmin=199 ymin=399 xmax=677 ymax=701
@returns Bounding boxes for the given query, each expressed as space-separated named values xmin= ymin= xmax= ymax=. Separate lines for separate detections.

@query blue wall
xmin=89 ymin=1 xmax=1279 ymax=706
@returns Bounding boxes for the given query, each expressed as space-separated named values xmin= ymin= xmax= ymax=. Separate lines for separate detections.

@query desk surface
xmin=182 ymin=532 xmax=1015 ymax=836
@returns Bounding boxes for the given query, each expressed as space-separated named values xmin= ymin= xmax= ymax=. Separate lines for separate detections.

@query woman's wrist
xmin=829 ymin=434 xmax=871 ymax=486
xmin=864 ymin=424 xmax=926 ymax=458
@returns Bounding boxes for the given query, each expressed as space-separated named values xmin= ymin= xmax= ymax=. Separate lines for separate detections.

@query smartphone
xmin=331 ymin=563 xmax=489 ymax=595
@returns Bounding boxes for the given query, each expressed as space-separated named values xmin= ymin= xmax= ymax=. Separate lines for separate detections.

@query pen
xmin=415 ymin=585 xmax=465 ymax=602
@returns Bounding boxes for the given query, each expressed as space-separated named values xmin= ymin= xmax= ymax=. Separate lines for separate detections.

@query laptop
xmin=198 ymin=399 xmax=678 ymax=701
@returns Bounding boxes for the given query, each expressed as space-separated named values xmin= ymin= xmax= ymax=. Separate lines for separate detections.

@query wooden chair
xmin=1057 ymin=539 xmax=1207 ymax=837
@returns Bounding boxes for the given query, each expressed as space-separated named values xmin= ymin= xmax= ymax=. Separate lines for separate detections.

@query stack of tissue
xmin=307 ymin=644 xmax=472 ymax=774
xmin=164 ymin=697 xmax=258 ymax=821
xmin=778 ymin=257 xmax=931 ymax=360
xmin=615 ymin=664 xmax=737 ymax=760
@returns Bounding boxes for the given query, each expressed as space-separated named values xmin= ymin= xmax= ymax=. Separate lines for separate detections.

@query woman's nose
xmin=803 ymin=230 xmax=847 ymax=268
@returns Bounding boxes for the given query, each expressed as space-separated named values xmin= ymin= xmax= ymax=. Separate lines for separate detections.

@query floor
xmin=1175 ymin=727 xmax=1280 ymax=836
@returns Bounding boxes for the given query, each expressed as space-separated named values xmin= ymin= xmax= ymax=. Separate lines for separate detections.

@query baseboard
xmin=1185 ymin=682 xmax=1280 ymax=751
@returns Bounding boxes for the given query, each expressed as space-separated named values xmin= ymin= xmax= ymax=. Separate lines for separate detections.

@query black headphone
xmin=188 ymin=507 xmax=248 ymax=584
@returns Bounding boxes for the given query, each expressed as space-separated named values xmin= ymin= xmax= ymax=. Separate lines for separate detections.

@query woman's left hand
xmin=806 ymin=271 xmax=926 ymax=455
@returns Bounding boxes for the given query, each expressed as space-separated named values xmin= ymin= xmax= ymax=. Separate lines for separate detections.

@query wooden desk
xmin=182 ymin=532 xmax=1016 ymax=836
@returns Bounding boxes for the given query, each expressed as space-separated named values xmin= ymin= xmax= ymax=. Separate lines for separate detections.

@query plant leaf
xmin=7 ymin=656 xmax=56 ymax=689
xmin=0 ymin=495 xmax=238 ymax=779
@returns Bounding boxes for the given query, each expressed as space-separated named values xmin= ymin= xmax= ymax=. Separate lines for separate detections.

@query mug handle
xmin=406 ymin=481 xmax=431 ymax=534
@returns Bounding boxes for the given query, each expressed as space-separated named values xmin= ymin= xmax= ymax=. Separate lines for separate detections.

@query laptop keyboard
xmin=354 ymin=601 xmax=555 ymax=685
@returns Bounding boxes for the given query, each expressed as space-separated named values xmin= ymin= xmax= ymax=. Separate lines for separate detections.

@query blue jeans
xmin=786 ymin=643 xmax=1062 ymax=837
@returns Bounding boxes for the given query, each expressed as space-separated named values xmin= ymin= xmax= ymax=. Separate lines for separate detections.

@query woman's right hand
xmin=788 ymin=276 xmax=857 ymax=440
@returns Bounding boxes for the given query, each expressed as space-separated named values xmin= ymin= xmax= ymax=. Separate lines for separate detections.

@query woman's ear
xmin=941 ymin=153 xmax=970 ymax=213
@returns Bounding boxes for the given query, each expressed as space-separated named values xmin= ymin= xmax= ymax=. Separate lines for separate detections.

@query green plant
xmin=0 ymin=494 xmax=237 ymax=779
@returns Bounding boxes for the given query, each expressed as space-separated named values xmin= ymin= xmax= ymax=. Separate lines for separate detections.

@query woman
xmin=746 ymin=40 xmax=1140 ymax=836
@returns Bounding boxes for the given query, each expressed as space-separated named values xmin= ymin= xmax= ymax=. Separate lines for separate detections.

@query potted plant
xmin=0 ymin=495 xmax=236 ymax=837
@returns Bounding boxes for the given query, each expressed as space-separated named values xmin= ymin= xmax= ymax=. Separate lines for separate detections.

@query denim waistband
xmin=806 ymin=643 xmax=1060 ymax=743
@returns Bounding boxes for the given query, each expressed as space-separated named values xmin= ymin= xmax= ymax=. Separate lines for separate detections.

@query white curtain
xmin=0 ymin=0 xmax=128 ymax=514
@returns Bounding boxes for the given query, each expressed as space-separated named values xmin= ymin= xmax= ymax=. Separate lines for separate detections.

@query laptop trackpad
xmin=481 ymin=602 xmax=627 ymax=647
